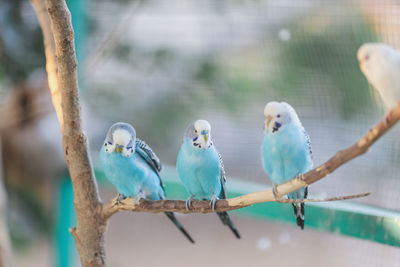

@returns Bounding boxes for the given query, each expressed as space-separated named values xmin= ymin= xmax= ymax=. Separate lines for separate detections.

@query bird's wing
xmin=135 ymin=138 xmax=164 ymax=188
xmin=218 ymin=151 xmax=227 ymax=199
xmin=303 ymin=128 xmax=313 ymax=160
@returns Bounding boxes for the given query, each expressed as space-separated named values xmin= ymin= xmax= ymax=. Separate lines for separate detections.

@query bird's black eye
xmin=277 ymin=114 xmax=281 ymax=118
xmin=194 ymin=130 xmax=198 ymax=133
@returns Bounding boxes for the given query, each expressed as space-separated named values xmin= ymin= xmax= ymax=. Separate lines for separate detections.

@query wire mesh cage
xmin=2 ymin=0 xmax=400 ymax=266
xmin=87 ymin=0 xmax=400 ymax=207
xmin=78 ymin=1 xmax=400 ymax=266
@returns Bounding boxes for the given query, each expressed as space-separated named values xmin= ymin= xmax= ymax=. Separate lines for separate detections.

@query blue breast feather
xmin=261 ymin=123 xmax=312 ymax=198
xmin=99 ymin=147 xmax=164 ymax=200
xmin=177 ymin=139 xmax=222 ymax=199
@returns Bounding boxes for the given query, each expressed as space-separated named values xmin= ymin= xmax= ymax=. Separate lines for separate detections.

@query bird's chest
xmin=100 ymin=151 xmax=148 ymax=183
xmin=182 ymin=148 xmax=220 ymax=179
xmin=264 ymin=129 xmax=300 ymax=158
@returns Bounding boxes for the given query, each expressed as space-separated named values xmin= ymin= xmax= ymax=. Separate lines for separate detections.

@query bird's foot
xmin=134 ymin=191 xmax=145 ymax=206
xmin=272 ymin=184 xmax=281 ymax=200
xmin=115 ymin=193 xmax=127 ymax=206
xmin=295 ymin=173 xmax=304 ymax=181
xmin=185 ymin=195 xmax=195 ymax=211
xmin=209 ymin=195 xmax=219 ymax=212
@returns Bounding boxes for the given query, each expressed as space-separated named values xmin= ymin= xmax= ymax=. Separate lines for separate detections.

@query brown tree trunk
xmin=32 ymin=0 xmax=107 ymax=265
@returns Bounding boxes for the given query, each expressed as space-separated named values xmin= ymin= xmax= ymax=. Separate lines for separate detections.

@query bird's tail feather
xmin=216 ymin=211 xmax=241 ymax=239
xmin=291 ymin=187 xmax=308 ymax=230
xmin=164 ymin=212 xmax=195 ymax=243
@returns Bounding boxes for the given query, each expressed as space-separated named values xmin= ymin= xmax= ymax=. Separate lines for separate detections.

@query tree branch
xmin=275 ymin=192 xmax=370 ymax=203
xmin=103 ymin=103 xmax=400 ymax=219
xmin=34 ymin=0 xmax=106 ymax=265
xmin=31 ymin=0 xmax=63 ymax=129
xmin=102 ymin=191 xmax=371 ymax=219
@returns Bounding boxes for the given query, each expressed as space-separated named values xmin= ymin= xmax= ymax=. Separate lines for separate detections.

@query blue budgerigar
xmin=261 ymin=102 xmax=313 ymax=229
xmin=100 ymin=122 xmax=195 ymax=243
xmin=177 ymin=120 xmax=241 ymax=239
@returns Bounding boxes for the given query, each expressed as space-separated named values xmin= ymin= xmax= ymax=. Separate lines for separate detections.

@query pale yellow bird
xmin=358 ymin=43 xmax=400 ymax=109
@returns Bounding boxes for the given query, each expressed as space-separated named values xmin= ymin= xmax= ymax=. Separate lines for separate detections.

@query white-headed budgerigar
xmin=358 ymin=43 xmax=400 ymax=109
xmin=176 ymin=120 xmax=241 ymax=239
xmin=261 ymin=102 xmax=313 ymax=229
xmin=100 ymin=122 xmax=195 ymax=243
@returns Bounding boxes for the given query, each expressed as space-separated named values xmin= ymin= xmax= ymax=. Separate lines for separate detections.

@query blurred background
xmin=1 ymin=0 xmax=400 ymax=266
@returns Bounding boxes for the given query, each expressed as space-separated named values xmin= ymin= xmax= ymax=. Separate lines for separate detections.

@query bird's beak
xmin=203 ymin=134 xmax=209 ymax=143
xmin=359 ymin=61 xmax=365 ymax=72
xmin=265 ymin=115 xmax=272 ymax=129
xmin=115 ymin=145 xmax=122 ymax=154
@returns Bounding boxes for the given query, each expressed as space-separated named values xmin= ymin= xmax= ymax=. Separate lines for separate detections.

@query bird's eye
xmin=365 ymin=54 xmax=369 ymax=61
xmin=277 ymin=114 xmax=281 ymax=118
xmin=194 ymin=130 xmax=198 ymax=133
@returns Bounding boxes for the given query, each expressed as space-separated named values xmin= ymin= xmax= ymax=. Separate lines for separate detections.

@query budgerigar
xmin=176 ymin=120 xmax=241 ymax=239
xmin=100 ymin=122 xmax=195 ymax=243
xmin=358 ymin=43 xmax=400 ymax=109
xmin=261 ymin=102 xmax=313 ymax=229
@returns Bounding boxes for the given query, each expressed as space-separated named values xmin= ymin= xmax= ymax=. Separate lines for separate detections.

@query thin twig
xmin=275 ymin=192 xmax=370 ymax=203
xmin=82 ymin=0 xmax=143 ymax=78
xmin=68 ymin=227 xmax=82 ymax=249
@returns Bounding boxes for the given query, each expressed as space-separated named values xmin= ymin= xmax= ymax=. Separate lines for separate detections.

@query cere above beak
xmin=200 ymin=130 xmax=209 ymax=142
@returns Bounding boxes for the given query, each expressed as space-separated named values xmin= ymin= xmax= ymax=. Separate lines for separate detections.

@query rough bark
xmin=31 ymin=0 xmax=63 ymax=129
xmin=33 ymin=0 xmax=106 ymax=265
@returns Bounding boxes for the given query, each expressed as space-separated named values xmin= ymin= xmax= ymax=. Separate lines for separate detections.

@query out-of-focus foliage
xmin=8 ymin=188 xmax=51 ymax=250
xmin=187 ymin=6 xmax=379 ymax=119
xmin=268 ymin=7 xmax=378 ymax=118
xmin=0 ymin=0 xmax=43 ymax=85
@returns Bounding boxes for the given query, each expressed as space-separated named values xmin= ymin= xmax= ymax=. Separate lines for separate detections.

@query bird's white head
xmin=184 ymin=119 xmax=212 ymax=149
xmin=104 ymin=122 xmax=136 ymax=157
xmin=357 ymin=43 xmax=396 ymax=87
xmin=263 ymin=101 xmax=301 ymax=134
